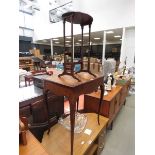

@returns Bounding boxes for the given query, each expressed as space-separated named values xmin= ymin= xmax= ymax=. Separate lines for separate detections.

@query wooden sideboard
xmin=19 ymin=130 xmax=49 ymax=155
xmin=117 ymin=78 xmax=131 ymax=105
xmin=84 ymin=85 xmax=123 ymax=129
xmin=84 ymin=79 xmax=131 ymax=129
xmin=42 ymin=113 xmax=109 ymax=155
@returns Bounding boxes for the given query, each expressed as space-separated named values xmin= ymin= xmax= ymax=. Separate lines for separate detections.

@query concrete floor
xmin=101 ymin=95 xmax=135 ymax=155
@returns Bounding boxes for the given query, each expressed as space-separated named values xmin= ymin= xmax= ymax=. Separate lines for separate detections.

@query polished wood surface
xmin=62 ymin=12 xmax=93 ymax=26
xmin=86 ymin=85 xmax=122 ymax=102
xmin=42 ymin=113 xmax=109 ymax=155
xmin=84 ymin=85 xmax=123 ymax=128
xmin=43 ymin=71 xmax=104 ymax=155
xmin=19 ymin=130 xmax=49 ymax=155
xmin=84 ymin=78 xmax=131 ymax=129
xmin=45 ymin=69 xmax=102 ymax=87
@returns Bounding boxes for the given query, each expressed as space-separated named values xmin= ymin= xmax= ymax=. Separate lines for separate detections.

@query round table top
xmin=62 ymin=11 xmax=93 ymax=26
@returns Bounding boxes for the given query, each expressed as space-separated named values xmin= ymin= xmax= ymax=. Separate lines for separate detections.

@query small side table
xmin=25 ymin=75 xmax=33 ymax=87
xmin=43 ymin=71 xmax=104 ymax=155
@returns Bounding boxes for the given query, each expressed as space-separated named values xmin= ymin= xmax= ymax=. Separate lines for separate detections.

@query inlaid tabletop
xmin=44 ymin=70 xmax=104 ymax=88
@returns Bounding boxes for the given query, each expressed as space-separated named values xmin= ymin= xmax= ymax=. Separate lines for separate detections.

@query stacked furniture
xmin=19 ymin=85 xmax=64 ymax=142
xmin=19 ymin=57 xmax=34 ymax=71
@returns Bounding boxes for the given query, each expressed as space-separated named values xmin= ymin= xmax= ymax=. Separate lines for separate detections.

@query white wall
xmin=19 ymin=11 xmax=34 ymax=29
xmin=32 ymin=0 xmax=135 ymax=41
xmin=120 ymin=27 xmax=135 ymax=68
xmin=77 ymin=0 xmax=135 ymax=31
xmin=19 ymin=11 xmax=34 ymax=37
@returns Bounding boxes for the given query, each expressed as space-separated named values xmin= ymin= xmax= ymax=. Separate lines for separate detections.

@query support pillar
xmin=119 ymin=27 xmax=126 ymax=69
xmin=50 ymin=39 xmax=53 ymax=57
xmin=102 ymin=31 xmax=106 ymax=65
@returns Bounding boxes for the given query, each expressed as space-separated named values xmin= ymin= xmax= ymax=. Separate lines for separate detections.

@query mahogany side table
xmin=43 ymin=71 xmax=104 ymax=155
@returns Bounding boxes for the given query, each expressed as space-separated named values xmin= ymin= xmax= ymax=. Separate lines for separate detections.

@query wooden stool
xmin=25 ymin=75 xmax=33 ymax=87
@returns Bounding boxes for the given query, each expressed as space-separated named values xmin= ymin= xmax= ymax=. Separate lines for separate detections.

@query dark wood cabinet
xmin=19 ymin=86 xmax=64 ymax=142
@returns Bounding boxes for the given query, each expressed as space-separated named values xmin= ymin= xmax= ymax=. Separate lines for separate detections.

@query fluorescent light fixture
xmin=106 ymin=31 xmax=114 ymax=34
xmin=75 ymin=43 xmax=80 ymax=44
xmin=66 ymin=40 xmax=71 ymax=42
xmin=94 ymin=38 xmax=100 ymax=40
xmin=53 ymin=38 xmax=59 ymax=40
xmin=78 ymin=39 xmax=82 ymax=41
xmin=114 ymin=35 xmax=121 ymax=38
xmin=55 ymin=42 xmax=60 ymax=44
xmin=66 ymin=36 xmax=71 ymax=39
xmin=88 ymin=42 xmax=92 ymax=44
xmin=42 ymin=40 xmax=48 ymax=42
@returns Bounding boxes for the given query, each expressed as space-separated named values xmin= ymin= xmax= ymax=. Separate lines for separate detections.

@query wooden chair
xmin=19 ymin=117 xmax=28 ymax=145
xmin=19 ymin=93 xmax=64 ymax=142
xmin=25 ymin=75 xmax=33 ymax=87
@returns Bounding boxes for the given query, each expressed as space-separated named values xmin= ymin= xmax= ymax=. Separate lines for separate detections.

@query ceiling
xmin=35 ymin=28 xmax=123 ymax=46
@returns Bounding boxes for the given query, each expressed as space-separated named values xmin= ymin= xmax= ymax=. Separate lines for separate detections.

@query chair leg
xmin=25 ymin=79 xmax=27 ymax=87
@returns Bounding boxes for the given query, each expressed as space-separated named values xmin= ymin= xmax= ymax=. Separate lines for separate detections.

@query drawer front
xmin=33 ymin=78 xmax=43 ymax=89
xmin=84 ymin=95 xmax=110 ymax=118
xmin=114 ymin=93 xmax=121 ymax=113
xmin=109 ymin=99 xmax=115 ymax=118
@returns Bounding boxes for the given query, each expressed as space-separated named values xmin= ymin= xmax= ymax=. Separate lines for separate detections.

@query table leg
xmin=44 ymin=90 xmax=51 ymax=134
xmin=108 ymin=121 xmax=113 ymax=130
xmin=19 ymin=76 xmax=21 ymax=88
xmin=68 ymin=97 xmax=77 ymax=155
xmin=25 ymin=78 xmax=27 ymax=87
xmin=76 ymin=97 xmax=79 ymax=112
xmin=124 ymin=99 xmax=126 ymax=105
xmin=98 ymin=84 xmax=104 ymax=125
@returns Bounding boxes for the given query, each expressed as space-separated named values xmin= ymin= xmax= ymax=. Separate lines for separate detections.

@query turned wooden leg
xmin=76 ymin=97 xmax=79 ymax=112
xmin=29 ymin=79 xmax=30 ymax=86
xmin=98 ymin=84 xmax=104 ymax=125
xmin=109 ymin=121 xmax=113 ymax=130
xmin=124 ymin=99 xmax=126 ymax=105
xmin=19 ymin=76 xmax=21 ymax=88
xmin=68 ymin=97 xmax=77 ymax=155
xmin=25 ymin=78 xmax=27 ymax=87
